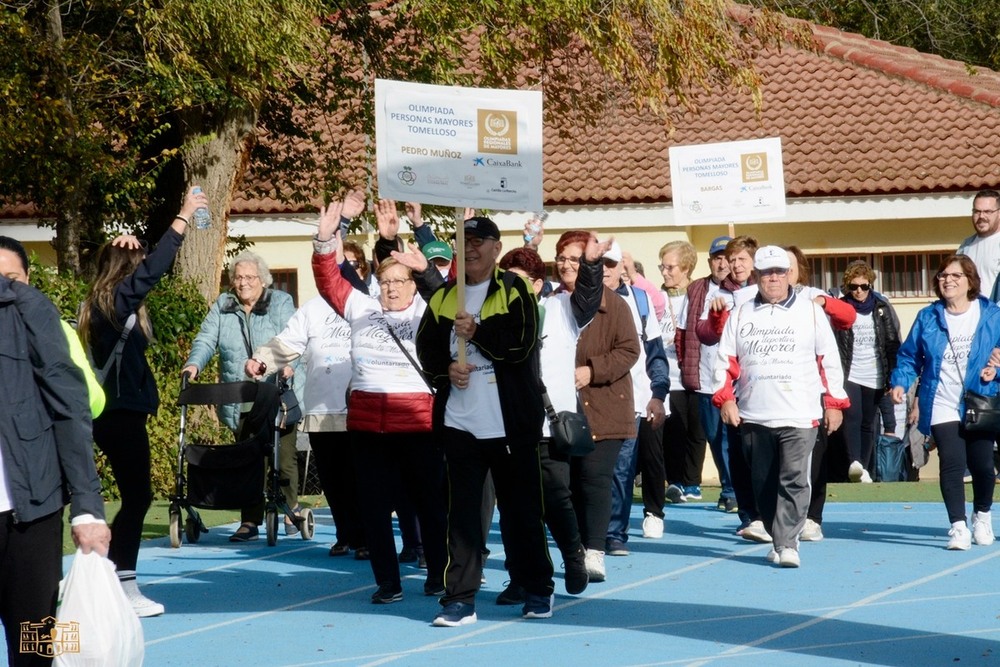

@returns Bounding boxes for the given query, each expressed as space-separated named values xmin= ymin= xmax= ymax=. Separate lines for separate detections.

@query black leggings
xmin=930 ymin=421 xmax=995 ymax=524
xmin=93 ymin=409 xmax=152 ymax=573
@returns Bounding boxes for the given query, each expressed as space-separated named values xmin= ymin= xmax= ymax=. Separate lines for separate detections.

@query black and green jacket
xmin=416 ymin=266 xmax=544 ymax=443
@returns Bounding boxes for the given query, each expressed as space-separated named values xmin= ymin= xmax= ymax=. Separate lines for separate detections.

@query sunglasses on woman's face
xmin=847 ymin=283 xmax=871 ymax=292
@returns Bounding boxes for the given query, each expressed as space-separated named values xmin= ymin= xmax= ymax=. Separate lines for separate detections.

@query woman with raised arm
xmin=79 ymin=186 xmax=206 ymax=617
xmin=312 ymin=196 xmax=447 ymax=605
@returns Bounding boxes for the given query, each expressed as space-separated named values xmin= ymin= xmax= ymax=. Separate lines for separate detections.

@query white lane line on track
xmin=274 ymin=543 xmax=773 ymax=667
xmin=680 ymin=547 xmax=1000 ymax=667
xmin=144 ymin=543 xmax=320 ymax=585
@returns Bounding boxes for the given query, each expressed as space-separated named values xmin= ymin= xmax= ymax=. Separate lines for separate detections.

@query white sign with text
xmin=374 ymin=79 xmax=543 ymax=211
xmin=669 ymin=137 xmax=786 ymax=225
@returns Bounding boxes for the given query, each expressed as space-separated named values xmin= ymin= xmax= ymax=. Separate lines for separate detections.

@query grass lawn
xmin=64 ymin=482 xmax=996 ymax=555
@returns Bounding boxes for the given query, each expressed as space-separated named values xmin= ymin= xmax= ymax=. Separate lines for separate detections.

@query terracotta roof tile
xmin=33 ymin=15 xmax=1000 ymax=219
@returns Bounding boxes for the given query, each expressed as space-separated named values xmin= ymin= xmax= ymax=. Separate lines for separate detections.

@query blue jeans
xmin=607 ymin=416 xmax=642 ymax=545
xmin=699 ymin=394 xmax=734 ymax=499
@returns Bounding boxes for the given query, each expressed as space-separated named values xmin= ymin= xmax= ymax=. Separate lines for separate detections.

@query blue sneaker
xmin=522 ymin=593 xmax=554 ymax=619
xmin=683 ymin=485 xmax=703 ymax=501
xmin=433 ymin=602 xmax=477 ymax=627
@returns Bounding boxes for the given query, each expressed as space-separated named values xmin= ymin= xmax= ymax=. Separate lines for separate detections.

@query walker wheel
xmin=299 ymin=508 xmax=315 ymax=541
xmin=168 ymin=507 xmax=182 ymax=549
xmin=265 ymin=510 xmax=278 ymax=546
xmin=185 ymin=517 xmax=201 ymax=544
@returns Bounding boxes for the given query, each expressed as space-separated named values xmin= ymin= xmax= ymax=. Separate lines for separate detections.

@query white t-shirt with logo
xmin=848 ymin=312 xmax=880 ymax=389
xmin=343 ymin=291 xmax=429 ymax=395
xmin=932 ymin=300 xmax=981 ymax=426
xmin=660 ymin=290 xmax=687 ymax=392
xmin=444 ymin=280 xmax=505 ymax=439
xmin=959 ymin=232 xmax=1000 ymax=300
xmin=696 ymin=281 xmax=724 ymax=394
xmin=274 ymin=296 xmax=353 ymax=416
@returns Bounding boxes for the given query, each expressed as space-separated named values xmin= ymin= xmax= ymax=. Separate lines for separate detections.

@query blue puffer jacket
xmin=890 ymin=296 xmax=1000 ymax=435
xmin=184 ymin=288 xmax=296 ymax=431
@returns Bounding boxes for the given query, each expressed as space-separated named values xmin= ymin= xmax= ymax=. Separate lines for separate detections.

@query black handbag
xmin=542 ymin=391 xmax=594 ymax=457
xmin=963 ymin=390 xmax=1000 ymax=433
xmin=278 ymin=377 xmax=302 ymax=430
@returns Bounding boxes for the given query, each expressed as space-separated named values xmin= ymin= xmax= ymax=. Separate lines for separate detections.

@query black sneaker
xmin=423 ymin=578 xmax=446 ymax=597
xmin=354 ymin=547 xmax=371 ymax=561
xmin=371 ymin=583 xmax=402 ymax=604
xmin=495 ymin=581 xmax=526 ymax=605
xmin=724 ymin=497 xmax=739 ymax=514
xmin=563 ymin=546 xmax=589 ymax=595
xmin=522 ymin=593 xmax=554 ymax=619
xmin=399 ymin=546 xmax=419 ymax=563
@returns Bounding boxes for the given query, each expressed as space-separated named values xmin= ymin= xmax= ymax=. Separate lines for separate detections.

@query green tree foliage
xmin=29 ymin=256 xmax=228 ymax=498
xmin=751 ymin=0 xmax=1000 ymax=71
xmin=2 ymin=0 xmax=795 ymax=299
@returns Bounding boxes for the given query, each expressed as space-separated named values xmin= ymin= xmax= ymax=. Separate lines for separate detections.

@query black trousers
xmin=570 ymin=439 xmax=623 ymax=552
xmin=308 ymin=431 xmax=364 ymax=549
xmin=351 ymin=431 xmax=446 ymax=589
xmin=660 ymin=390 xmax=708 ymax=490
xmin=93 ymin=409 xmax=152 ymax=572
xmin=440 ymin=427 xmax=553 ymax=606
xmin=727 ymin=422 xmax=757 ymax=523
xmin=807 ymin=423 xmax=830 ymax=524
xmin=1 ymin=509 xmax=62 ymax=667
xmin=538 ymin=441 xmax=582 ymax=557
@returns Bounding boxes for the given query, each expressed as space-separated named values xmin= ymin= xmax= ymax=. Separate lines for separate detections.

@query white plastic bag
xmin=53 ymin=549 xmax=144 ymax=667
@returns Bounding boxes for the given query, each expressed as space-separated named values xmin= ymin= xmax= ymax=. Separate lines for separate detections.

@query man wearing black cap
xmin=417 ymin=216 xmax=555 ymax=627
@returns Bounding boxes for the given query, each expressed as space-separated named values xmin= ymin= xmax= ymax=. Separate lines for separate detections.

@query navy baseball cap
xmin=709 ymin=236 xmax=732 ymax=256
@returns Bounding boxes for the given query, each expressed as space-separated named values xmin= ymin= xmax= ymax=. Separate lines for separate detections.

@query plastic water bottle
xmin=191 ymin=186 xmax=211 ymax=230
xmin=523 ymin=210 xmax=548 ymax=244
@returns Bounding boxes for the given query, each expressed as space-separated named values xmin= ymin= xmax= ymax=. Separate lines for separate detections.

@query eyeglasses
xmin=378 ymin=278 xmax=413 ymax=289
xmin=973 ymin=209 xmax=999 ymax=216
xmin=658 ymin=264 xmax=679 ymax=272
xmin=847 ymin=283 xmax=871 ymax=292
xmin=233 ymin=275 xmax=259 ymax=284
xmin=936 ymin=272 xmax=966 ymax=282
xmin=465 ymin=237 xmax=493 ymax=248
xmin=555 ymin=255 xmax=581 ymax=266
xmin=758 ymin=268 xmax=788 ymax=277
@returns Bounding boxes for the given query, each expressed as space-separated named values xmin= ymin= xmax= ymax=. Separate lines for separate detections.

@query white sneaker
xmin=765 ymin=548 xmax=779 ymax=563
xmin=642 ymin=513 xmax=664 ymax=539
xmin=584 ymin=549 xmax=606 ymax=582
xmin=859 ymin=469 xmax=873 ymax=483
xmin=848 ymin=460 xmax=864 ymax=482
xmin=973 ymin=511 xmax=995 ymax=546
xmin=740 ymin=520 xmax=773 ymax=543
xmin=947 ymin=522 xmax=972 ymax=550
xmin=800 ymin=518 xmax=824 ymax=542
xmin=120 ymin=579 xmax=165 ymax=617
xmin=779 ymin=547 xmax=801 ymax=568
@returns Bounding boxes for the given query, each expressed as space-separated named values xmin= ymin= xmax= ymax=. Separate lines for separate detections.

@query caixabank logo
xmin=20 ymin=617 xmax=80 ymax=658
xmin=478 ymin=110 xmax=518 ymax=155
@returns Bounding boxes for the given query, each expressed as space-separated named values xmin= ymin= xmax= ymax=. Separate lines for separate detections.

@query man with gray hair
xmin=712 ymin=246 xmax=849 ymax=568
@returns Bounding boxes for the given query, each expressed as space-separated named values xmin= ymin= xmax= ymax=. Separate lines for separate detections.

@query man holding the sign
xmin=417 ymin=216 xmax=554 ymax=627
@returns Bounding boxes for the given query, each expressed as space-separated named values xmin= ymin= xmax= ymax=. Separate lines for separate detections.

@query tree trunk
xmin=175 ymin=105 xmax=259 ymax=304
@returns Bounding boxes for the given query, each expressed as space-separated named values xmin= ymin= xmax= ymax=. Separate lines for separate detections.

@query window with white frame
xmin=806 ymin=251 xmax=952 ymax=299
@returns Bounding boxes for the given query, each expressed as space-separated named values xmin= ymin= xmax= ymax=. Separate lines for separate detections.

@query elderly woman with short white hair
xmin=182 ymin=251 xmax=300 ymax=542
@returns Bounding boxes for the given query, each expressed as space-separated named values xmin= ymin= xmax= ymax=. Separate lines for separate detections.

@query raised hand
xmin=585 ymin=234 xmax=615 ymax=262
xmin=318 ymin=199 xmax=345 ymax=242
xmin=342 ymin=189 xmax=366 ymax=220
xmin=375 ymin=199 xmax=400 ymax=239
xmin=404 ymin=201 xmax=423 ymax=227
xmin=390 ymin=242 xmax=429 ymax=273
xmin=463 ymin=207 xmax=476 ymax=221
xmin=110 ymin=235 xmax=143 ymax=250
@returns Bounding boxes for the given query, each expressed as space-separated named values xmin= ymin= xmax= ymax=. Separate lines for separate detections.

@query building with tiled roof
xmin=9 ymin=17 xmax=1000 ymax=323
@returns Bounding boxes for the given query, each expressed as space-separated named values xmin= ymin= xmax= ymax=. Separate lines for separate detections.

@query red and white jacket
xmin=711 ymin=289 xmax=850 ymax=428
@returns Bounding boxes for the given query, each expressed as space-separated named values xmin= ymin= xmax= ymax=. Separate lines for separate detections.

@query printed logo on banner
xmin=741 ymin=152 xmax=769 ymax=182
xmin=478 ymin=110 xmax=518 ymax=155
xmin=397 ymin=166 xmax=416 ymax=186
